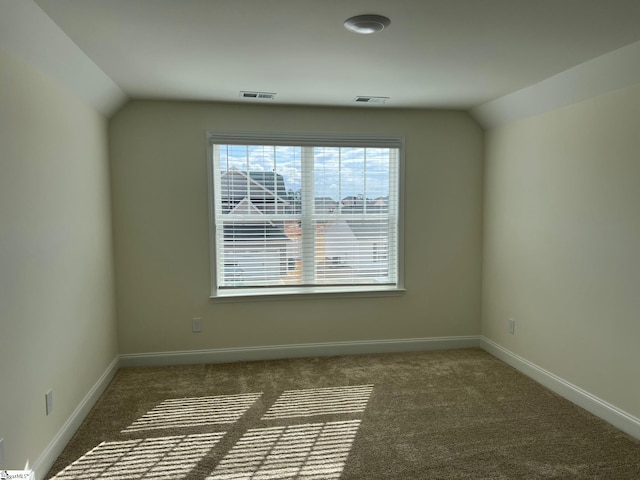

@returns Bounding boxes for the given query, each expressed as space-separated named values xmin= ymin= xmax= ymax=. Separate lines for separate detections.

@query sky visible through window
xmin=219 ymin=145 xmax=391 ymax=201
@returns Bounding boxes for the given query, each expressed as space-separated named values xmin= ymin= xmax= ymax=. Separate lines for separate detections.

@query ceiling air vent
xmin=240 ymin=91 xmax=277 ymax=100
xmin=355 ymin=96 xmax=389 ymax=104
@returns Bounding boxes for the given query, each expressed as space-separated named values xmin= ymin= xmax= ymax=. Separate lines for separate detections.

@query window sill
xmin=209 ymin=286 xmax=406 ymax=303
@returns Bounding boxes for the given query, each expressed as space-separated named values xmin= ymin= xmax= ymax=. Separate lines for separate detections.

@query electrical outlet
xmin=508 ymin=318 xmax=516 ymax=335
xmin=192 ymin=317 xmax=202 ymax=333
xmin=0 ymin=437 xmax=5 ymax=468
xmin=45 ymin=389 xmax=54 ymax=415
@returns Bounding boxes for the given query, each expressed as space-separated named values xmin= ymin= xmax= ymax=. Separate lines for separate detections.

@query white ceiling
xmin=12 ymin=1 xmax=640 ymax=114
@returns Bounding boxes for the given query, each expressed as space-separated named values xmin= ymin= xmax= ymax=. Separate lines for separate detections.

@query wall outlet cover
xmin=192 ymin=317 xmax=202 ymax=333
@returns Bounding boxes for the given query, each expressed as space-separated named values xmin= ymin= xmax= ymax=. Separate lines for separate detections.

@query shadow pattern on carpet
xmin=46 ymin=349 xmax=640 ymax=479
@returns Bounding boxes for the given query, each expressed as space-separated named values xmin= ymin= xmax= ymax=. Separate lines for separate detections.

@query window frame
xmin=206 ymin=131 xmax=405 ymax=301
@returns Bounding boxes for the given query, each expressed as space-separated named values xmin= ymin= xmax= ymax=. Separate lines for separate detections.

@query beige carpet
xmin=46 ymin=349 xmax=640 ymax=479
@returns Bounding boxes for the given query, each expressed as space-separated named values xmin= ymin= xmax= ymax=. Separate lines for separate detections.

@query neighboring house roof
xmin=340 ymin=195 xmax=389 ymax=213
xmin=315 ymin=197 xmax=338 ymax=214
xmin=223 ymin=186 xmax=288 ymax=242
xmin=225 ymin=198 xmax=288 ymax=241
xmin=220 ymin=168 xmax=289 ymax=208
xmin=221 ymin=170 xmax=291 ymax=243
xmin=223 ymin=223 xmax=289 ymax=241
xmin=246 ymin=171 xmax=288 ymax=199
xmin=341 ymin=205 xmax=389 ymax=214
xmin=228 ymin=197 xmax=271 ymax=220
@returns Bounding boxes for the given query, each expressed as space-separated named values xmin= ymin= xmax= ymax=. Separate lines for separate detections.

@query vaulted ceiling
xmin=4 ymin=1 xmax=640 ymax=123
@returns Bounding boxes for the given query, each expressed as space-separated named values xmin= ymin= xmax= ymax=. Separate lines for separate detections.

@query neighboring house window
xmin=207 ymin=132 xmax=403 ymax=298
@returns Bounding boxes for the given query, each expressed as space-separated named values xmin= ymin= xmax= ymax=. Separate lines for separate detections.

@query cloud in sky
xmin=218 ymin=145 xmax=393 ymax=200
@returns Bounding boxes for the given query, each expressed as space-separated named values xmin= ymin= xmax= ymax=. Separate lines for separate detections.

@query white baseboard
xmin=27 ymin=336 xmax=640 ymax=480
xmin=480 ymin=336 xmax=640 ymax=441
xmin=119 ymin=336 xmax=481 ymax=367
xmin=32 ymin=355 xmax=120 ymax=480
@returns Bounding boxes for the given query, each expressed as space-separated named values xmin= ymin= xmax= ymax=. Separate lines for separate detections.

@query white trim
xmin=206 ymin=131 xmax=403 ymax=148
xmin=31 ymin=355 xmax=120 ymax=480
xmin=480 ymin=336 xmax=640 ymax=441
xmin=119 ymin=336 xmax=481 ymax=367
xmin=211 ymin=285 xmax=405 ymax=302
xmin=207 ymin=132 xmax=405 ymax=298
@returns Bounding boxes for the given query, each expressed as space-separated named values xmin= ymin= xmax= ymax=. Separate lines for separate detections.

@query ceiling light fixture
xmin=344 ymin=14 xmax=390 ymax=35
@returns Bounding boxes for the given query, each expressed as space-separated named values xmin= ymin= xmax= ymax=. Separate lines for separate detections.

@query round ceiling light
xmin=344 ymin=14 xmax=390 ymax=35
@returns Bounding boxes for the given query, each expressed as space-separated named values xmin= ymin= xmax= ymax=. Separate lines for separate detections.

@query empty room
xmin=1 ymin=1 xmax=639 ymax=479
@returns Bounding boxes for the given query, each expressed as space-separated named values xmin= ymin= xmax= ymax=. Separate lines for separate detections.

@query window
xmin=207 ymin=132 xmax=403 ymax=298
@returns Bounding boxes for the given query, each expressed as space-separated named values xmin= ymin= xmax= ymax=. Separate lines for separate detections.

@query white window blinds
xmin=208 ymin=132 xmax=402 ymax=297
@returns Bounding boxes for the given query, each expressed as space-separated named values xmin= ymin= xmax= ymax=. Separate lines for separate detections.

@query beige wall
xmin=482 ymin=83 xmax=640 ymax=418
xmin=109 ymin=101 xmax=484 ymax=354
xmin=0 ymin=49 xmax=118 ymax=469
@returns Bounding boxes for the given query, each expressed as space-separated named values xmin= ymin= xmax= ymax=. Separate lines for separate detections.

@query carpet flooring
xmin=45 ymin=348 xmax=640 ymax=479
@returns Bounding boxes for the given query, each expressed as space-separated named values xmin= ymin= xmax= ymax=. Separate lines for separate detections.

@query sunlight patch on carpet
xmin=50 ymin=433 xmax=225 ymax=479
xmin=122 ymin=393 xmax=262 ymax=433
xmin=207 ymin=420 xmax=361 ymax=480
xmin=262 ymin=385 xmax=373 ymax=419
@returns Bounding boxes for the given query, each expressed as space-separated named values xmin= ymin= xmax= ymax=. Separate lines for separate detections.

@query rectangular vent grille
xmin=355 ymin=96 xmax=389 ymax=104
xmin=240 ymin=91 xmax=276 ymax=100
